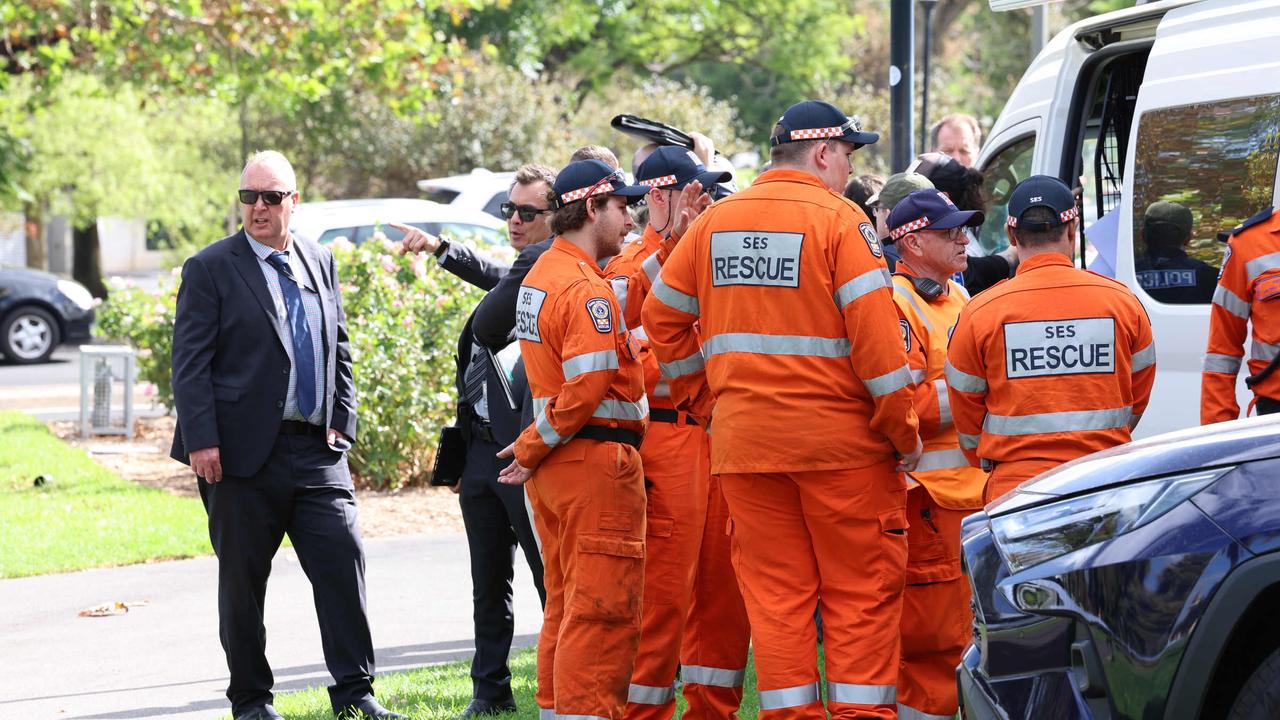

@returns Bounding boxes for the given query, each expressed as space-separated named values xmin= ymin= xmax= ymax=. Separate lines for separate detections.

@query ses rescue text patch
xmin=515 ymin=285 xmax=548 ymax=343
xmin=710 ymin=231 xmax=804 ymax=287
xmin=1003 ymin=317 xmax=1116 ymax=379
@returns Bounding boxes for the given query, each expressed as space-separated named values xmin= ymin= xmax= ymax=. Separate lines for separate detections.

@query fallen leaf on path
xmin=78 ymin=600 xmax=150 ymax=617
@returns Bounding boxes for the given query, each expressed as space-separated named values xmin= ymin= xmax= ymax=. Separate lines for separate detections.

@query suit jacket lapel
xmin=229 ymin=229 xmax=288 ymax=352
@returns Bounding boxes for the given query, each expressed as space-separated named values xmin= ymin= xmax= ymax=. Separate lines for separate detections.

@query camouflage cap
xmin=867 ymin=172 xmax=934 ymax=211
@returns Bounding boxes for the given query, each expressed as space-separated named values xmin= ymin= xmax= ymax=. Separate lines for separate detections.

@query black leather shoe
xmin=235 ymin=704 xmax=284 ymax=720
xmin=456 ymin=698 xmax=517 ymax=718
xmin=335 ymin=698 xmax=407 ymax=719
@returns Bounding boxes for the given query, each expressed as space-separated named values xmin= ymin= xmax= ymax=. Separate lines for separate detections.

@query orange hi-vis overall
xmin=605 ymin=225 xmax=750 ymax=720
xmin=514 ymin=237 xmax=649 ymax=720
xmin=889 ymin=265 xmax=987 ymax=720
xmin=643 ymin=168 xmax=920 ymax=720
xmin=945 ymin=252 xmax=1156 ymax=502
xmin=1202 ymin=207 xmax=1280 ymax=424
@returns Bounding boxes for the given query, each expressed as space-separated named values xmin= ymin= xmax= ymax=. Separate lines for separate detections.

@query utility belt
xmin=279 ymin=420 xmax=325 ymax=438
xmin=574 ymin=424 xmax=642 ymax=449
xmin=649 ymin=407 xmax=699 ymax=427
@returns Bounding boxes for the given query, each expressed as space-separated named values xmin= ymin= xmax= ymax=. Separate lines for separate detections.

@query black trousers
xmin=1257 ymin=396 xmax=1280 ymax=415
xmin=198 ymin=432 xmax=375 ymax=715
xmin=459 ymin=432 xmax=548 ymax=703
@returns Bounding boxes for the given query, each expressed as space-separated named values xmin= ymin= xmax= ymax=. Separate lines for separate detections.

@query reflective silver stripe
xmin=827 ymin=682 xmax=895 ymax=705
xmin=1213 ymin=284 xmax=1251 ymax=320
xmin=642 ymin=253 xmax=662 ymax=283
xmin=944 ymin=360 xmax=987 ymax=393
xmin=1255 ymin=340 xmax=1280 ymax=362
xmin=534 ymin=406 xmax=563 ymax=447
xmin=910 ymin=368 xmax=926 ymax=385
xmin=653 ymin=277 xmax=699 ymax=315
xmin=864 ymin=364 xmax=913 ymax=397
xmin=610 ymin=276 xmax=631 ymax=315
xmin=914 ymin=448 xmax=970 ymax=472
xmin=958 ymin=432 xmax=980 ymax=450
xmin=984 ymin=407 xmax=1133 ymax=436
xmin=933 ymin=378 xmax=952 ymax=427
xmin=703 ymin=333 xmax=851 ymax=359
xmin=1204 ymin=353 xmax=1243 ymax=374
xmin=1131 ymin=342 xmax=1156 ymax=373
xmin=758 ymin=682 xmax=820 ymax=711
xmin=897 ymin=703 xmax=954 ymax=720
xmin=681 ymin=665 xmax=746 ymax=688
xmin=562 ymin=349 xmax=619 ymax=380
xmin=835 ymin=268 xmax=891 ymax=310
xmin=627 ymin=683 xmax=675 ymax=705
xmin=653 ymin=380 xmax=671 ymax=398
xmin=631 ymin=325 xmax=649 ymax=342
xmin=532 ymin=396 xmax=550 ymax=417
xmin=893 ymin=285 xmax=934 ymax=333
xmin=539 ymin=709 xmax=556 ymax=720
xmin=1245 ymin=251 xmax=1280 ymax=283
xmin=594 ymin=397 xmax=649 ymax=421
xmin=659 ymin=350 xmax=706 ymax=380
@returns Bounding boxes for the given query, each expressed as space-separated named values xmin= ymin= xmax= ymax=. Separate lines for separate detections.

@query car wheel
xmin=1229 ymin=646 xmax=1280 ymax=720
xmin=1 ymin=305 xmax=60 ymax=364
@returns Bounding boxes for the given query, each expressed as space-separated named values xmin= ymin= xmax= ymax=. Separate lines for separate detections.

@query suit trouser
xmin=680 ymin=473 xmax=751 ymax=720
xmin=198 ymin=432 xmax=376 ymax=716
xmin=460 ymin=432 xmax=548 ymax=703
xmin=897 ymin=486 xmax=971 ymax=720
xmin=720 ymin=461 xmax=908 ymax=720
xmin=624 ymin=419 xmax=710 ymax=720
xmin=527 ymin=438 xmax=647 ymax=720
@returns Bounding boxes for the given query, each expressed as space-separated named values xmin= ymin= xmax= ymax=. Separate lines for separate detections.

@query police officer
xmin=496 ymin=159 xmax=650 ymax=720
xmin=1202 ymin=206 xmax=1280 ymax=422
xmin=946 ymin=175 xmax=1156 ymax=502
xmin=885 ymin=189 xmax=989 ymax=720
xmin=1136 ymin=200 xmax=1217 ymax=304
xmin=643 ymin=99 xmax=922 ymax=720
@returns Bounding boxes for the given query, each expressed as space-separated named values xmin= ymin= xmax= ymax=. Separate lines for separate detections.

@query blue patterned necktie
xmin=265 ymin=251 xmax=317 ymax=419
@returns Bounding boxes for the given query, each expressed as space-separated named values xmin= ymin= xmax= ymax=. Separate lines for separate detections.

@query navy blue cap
xmin=770 ymin=100 xmax=879 ymax=148
xmin=635 ymin=146 xmax=732 ymax=192
xmin=551 ymin=159 xmax=649 ymax=210
xmin=1006 ymin=175 xmax=1079 ymax=230
xmin=888 ymin=189 xmax=984 ymax=241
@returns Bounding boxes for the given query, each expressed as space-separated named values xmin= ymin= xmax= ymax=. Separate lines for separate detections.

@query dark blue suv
xmin=959 ymin=415 xmax=1280 ymax=719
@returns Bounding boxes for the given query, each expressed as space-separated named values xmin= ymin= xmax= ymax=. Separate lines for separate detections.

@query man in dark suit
xmin=171 ymin=150 xmax=403 ymax=720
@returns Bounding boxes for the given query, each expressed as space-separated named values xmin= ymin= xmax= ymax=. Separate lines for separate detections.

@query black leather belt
xmin=574 ymin=425 xmax=642 ymax=449
xmin=280 ymin=420 xmax=325 ymax=438
xmin=650 ymin=408 xmax=699 ymax=427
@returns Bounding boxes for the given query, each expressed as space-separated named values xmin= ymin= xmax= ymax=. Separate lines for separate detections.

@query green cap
xmin=1144 ymin=200 xmax=1193 ymax=237
xmin=868 ymin=172 xmax=934 ymax=211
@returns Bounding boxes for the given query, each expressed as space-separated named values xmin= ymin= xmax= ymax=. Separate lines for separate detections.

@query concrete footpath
xmin=0 ymin=534 xmax=543 ymax=720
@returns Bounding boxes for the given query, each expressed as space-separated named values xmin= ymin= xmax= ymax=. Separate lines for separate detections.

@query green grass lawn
xmin=0 ymin=410 xmax=211 ymax=577
xmin=240 ymin=648 xmax=762 ymax=720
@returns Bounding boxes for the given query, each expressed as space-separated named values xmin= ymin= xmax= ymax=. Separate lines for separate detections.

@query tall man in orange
xmin=605 ymin=146 xmax=751 ymax=720
xmin=495 ymin=159 xmax=651 ymax=720
xmin=1201 ymin=206 xmax=1280 ymax=423
xmin=885 ymin=190 xmax=989 ymax=720
xmin=946 ymin=175 xmax=1156 ymax=502
xmin=643 ymin=100 xmax=923 ymax=720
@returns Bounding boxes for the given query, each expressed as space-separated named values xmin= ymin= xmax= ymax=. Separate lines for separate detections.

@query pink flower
xmin=391 ymin=299 xmax=403 ymax=309
xmin=435 ymin=296 xmax=448 ymax=309
xmin=143 ymin=383 xmax=155 ymax=397
xmin=380 ymin=255 xmax=398 ymax=273
xmin=401 ymin=316 xmax=413 ymax=328
xmin=330 ymin=237 xmax=355 ymax=253
xmin=410 ymin=254 xmax=428 ymax=281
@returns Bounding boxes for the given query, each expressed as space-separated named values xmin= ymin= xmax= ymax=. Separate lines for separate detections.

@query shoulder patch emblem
xmin=900 ymin=319 xmax=911 ymax=352
xmin=586 ymin=297 xmax=613 ymax=333
xmin=859 ymin=222 xmax=883 ymax=259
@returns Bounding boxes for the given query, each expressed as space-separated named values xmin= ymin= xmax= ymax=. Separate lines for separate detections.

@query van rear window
xmin=1131 ymin=94 xmax=1280 ymax=304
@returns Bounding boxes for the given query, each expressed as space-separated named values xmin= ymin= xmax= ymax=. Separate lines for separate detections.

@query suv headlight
xmin=57 ymin=279 xmax=95 ymax=310
xmin=991 ymin=468 xmax=1230 ymax=574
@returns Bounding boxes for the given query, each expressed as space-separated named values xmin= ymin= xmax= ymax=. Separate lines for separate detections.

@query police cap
xmin=1143 ymin=200 xmax=1194 ymax=238
xmin=1006 ymin=175 xmax=1079 ymax=230
xmin=770 ymin=100 xmax=879 ymax=149
xmin=551 ymin=159 xmax=649 ymax=210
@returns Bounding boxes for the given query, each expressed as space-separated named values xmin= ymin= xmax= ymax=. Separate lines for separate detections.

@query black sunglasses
xmin=238 ymin=189 xmax=293 ymax=206
xmin=500 ymin=201 xmax=550 ymax=222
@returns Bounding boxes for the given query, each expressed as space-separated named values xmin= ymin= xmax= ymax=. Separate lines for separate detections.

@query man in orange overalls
xmin=1201 ymin=206 xmax=1280 ymax=423
xmin=496 ymin=159 xmax=651 ymax=720
xmin=885 ymin=189 xmax=989 ymax=720
xmin=946 ymin=175 xmax=1156 ymax=502
xmin=605 ymin=146 xmax=751 ymax=720
xmin=643 ymin=100 xmax=923 ymax=720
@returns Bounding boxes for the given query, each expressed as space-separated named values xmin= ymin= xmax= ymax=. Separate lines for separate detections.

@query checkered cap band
xmin=638 ymin=174 xmax=677 ymax=188
xmin=1006 ymin=215 xmax=1018 ymax=228
xmin=789 ymin=126 xmax=845 ymax=141
xmin=1007 ymin=206 xmax=1079 ymax=228
xmin=559 ymin=182 xmax=615 ymax=204
xmin=890 ymin=216 xmax=932 ymax=240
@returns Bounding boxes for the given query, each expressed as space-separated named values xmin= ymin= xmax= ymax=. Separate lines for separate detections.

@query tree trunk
xmin=72 ymin=222 xmax=108 ymax=299
xmin=23 ymin=201 xmax=44 ymax=270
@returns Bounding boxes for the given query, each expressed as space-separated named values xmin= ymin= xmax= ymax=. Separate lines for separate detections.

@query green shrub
xmin=96 ymin=235 xmax=493 ymax=489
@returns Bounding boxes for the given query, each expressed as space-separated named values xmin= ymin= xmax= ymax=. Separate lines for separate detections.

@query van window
xmin=1131 ymin=94 xmax=1280 ymax=304
xmin=481 ymin=191 xmax=508 ymax=220
xmin=317 ymin=227 xmax=358 ymax=245
xmin=976 ymin=134 xmax=1035 ymax=255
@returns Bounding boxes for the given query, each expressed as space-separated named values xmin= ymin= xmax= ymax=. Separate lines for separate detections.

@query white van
xmin=975 ymin=0 xmax=1280 ymax=438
